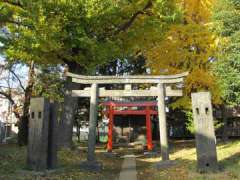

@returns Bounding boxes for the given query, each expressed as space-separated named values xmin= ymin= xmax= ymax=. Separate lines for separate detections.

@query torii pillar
xmin=107 ymin=104 xmax=114 ymax=152
xmin=87 ymin=83 xmax=98 ymax=161
xmin=157 ymin=83 xmax=169 ymax=161
xmin=80 ymin=83 xmax=102 ymax=171
xmin=146 ymin=106 xmax=153 ymax=151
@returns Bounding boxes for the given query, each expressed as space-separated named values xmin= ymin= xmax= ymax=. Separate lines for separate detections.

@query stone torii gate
xmin=67 ymin=72 xmax=188 ymax=165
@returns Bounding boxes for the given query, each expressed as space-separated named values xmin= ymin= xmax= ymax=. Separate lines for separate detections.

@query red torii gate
xmin=101 ymin=101 xmax=158 ymax=152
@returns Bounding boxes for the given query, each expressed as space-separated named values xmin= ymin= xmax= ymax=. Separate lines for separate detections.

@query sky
xmin=0 ymin=55 xmax=28 ymax=90
xmin=0 ymin=27 xmax=28 ymax=89
xmin=0 ymin=55 xmax=4 ymax=62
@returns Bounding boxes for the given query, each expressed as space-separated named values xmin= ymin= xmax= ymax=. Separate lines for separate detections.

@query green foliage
xmin=213 ymin=0 xmax=240 ymax=105
xmin=33 ymin=65 xmax=65 ymax=102
xmin=184 ymin=110 xmax=195 ymax=134
xmin=0 ymin=0 xmax=178 ymax=73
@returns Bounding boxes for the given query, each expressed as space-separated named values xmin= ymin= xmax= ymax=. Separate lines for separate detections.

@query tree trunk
xmin=221 ymin=105 xmax=229 ymax=142
xmin=18 ymin=61 xmax=35 ymax=146
xmin=77 ymin=125 xmax=80 ymax=142
xmin=57 ymin=77 xmax=78 ymax=148
xmin=57 ymin=62 xmax=82 ymax=148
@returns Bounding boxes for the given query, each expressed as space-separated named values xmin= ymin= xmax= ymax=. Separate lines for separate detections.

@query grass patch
xmin=0 ymin=140 xmax=239 ymax=179
xmin=136 ymin=140 xmax=240 ymax=180
xmin=0 ymin=143 xmax=123 ymax=180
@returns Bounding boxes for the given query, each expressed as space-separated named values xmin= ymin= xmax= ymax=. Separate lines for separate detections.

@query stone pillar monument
xmin=27 ymin=98 xmax=50 ymax=171
xmin=191 ymin=92 xmax=218 ymax=172
xmin=27 ymin=97 xmax=58 ymax=171
xmin=48 ymin=102 xmax=58 ymax=169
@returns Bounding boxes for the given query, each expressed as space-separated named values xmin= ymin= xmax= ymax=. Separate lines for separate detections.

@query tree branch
xmin=1 ymin=0 xmax=23 ymax=9
xmin=114 ymin=0 xmax=153 ymax=35
xmin=0 ymin=90 xmax=15 ymax=105
xmin=0 ymin=64 xmax=25 ymax=92
xmin=0 ymin=90 xmax=21 ymax=119
xmin=0 ymin=85 xmax=14 ymax=89
xmin=4 ymin=19 xmax=27 ymax=27
xmin=9 ymin=68 xmax=26 ymax=92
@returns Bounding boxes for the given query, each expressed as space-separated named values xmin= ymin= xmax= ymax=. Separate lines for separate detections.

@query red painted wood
xmin=101 ymin=101 xmax=157 ymax=107
xmin=107 ymin=105 xmax=114 ymax=152
xmin=103 ymin=101 xmax=157 ymax=152
xmin=146 ymin=107 xmax=153 ymax=151
xmin=103 ymin=110 xmax=158 ymax=115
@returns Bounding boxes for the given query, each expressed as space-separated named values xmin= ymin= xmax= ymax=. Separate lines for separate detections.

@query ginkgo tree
xmin=0 ymin=0 xmax=179 ymax=145
xmin=0 ymin=0 xmax=178 ymax=71
xmin=145 ymin=0 xmax=221 ymax=109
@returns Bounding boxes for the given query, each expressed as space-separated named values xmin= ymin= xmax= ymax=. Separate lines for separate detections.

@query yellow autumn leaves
xmin=144 ymin=0 xmax=221 ymax=106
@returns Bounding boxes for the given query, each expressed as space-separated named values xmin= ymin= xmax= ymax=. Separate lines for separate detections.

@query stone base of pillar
xmin=103 ymin=152 xmax=118 ymax=158
xmin=197 ymin=163 xmax=220 ymax=173
xmin=17 ymin=169 xmax=58 ymax=176
xmin=155 ymin=160 xmax=177 ymax=170
xmin=79 ymin=161 xmax=103 ymax=172
xmin=143 ymin=151 xmax=159 ymax=158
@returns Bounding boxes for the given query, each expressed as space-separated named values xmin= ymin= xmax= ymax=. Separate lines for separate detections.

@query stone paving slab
xmin=79 ymin=160 xmax=103 ymax=172
xmin=119 ymin=155 xmax=137 ymax=180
